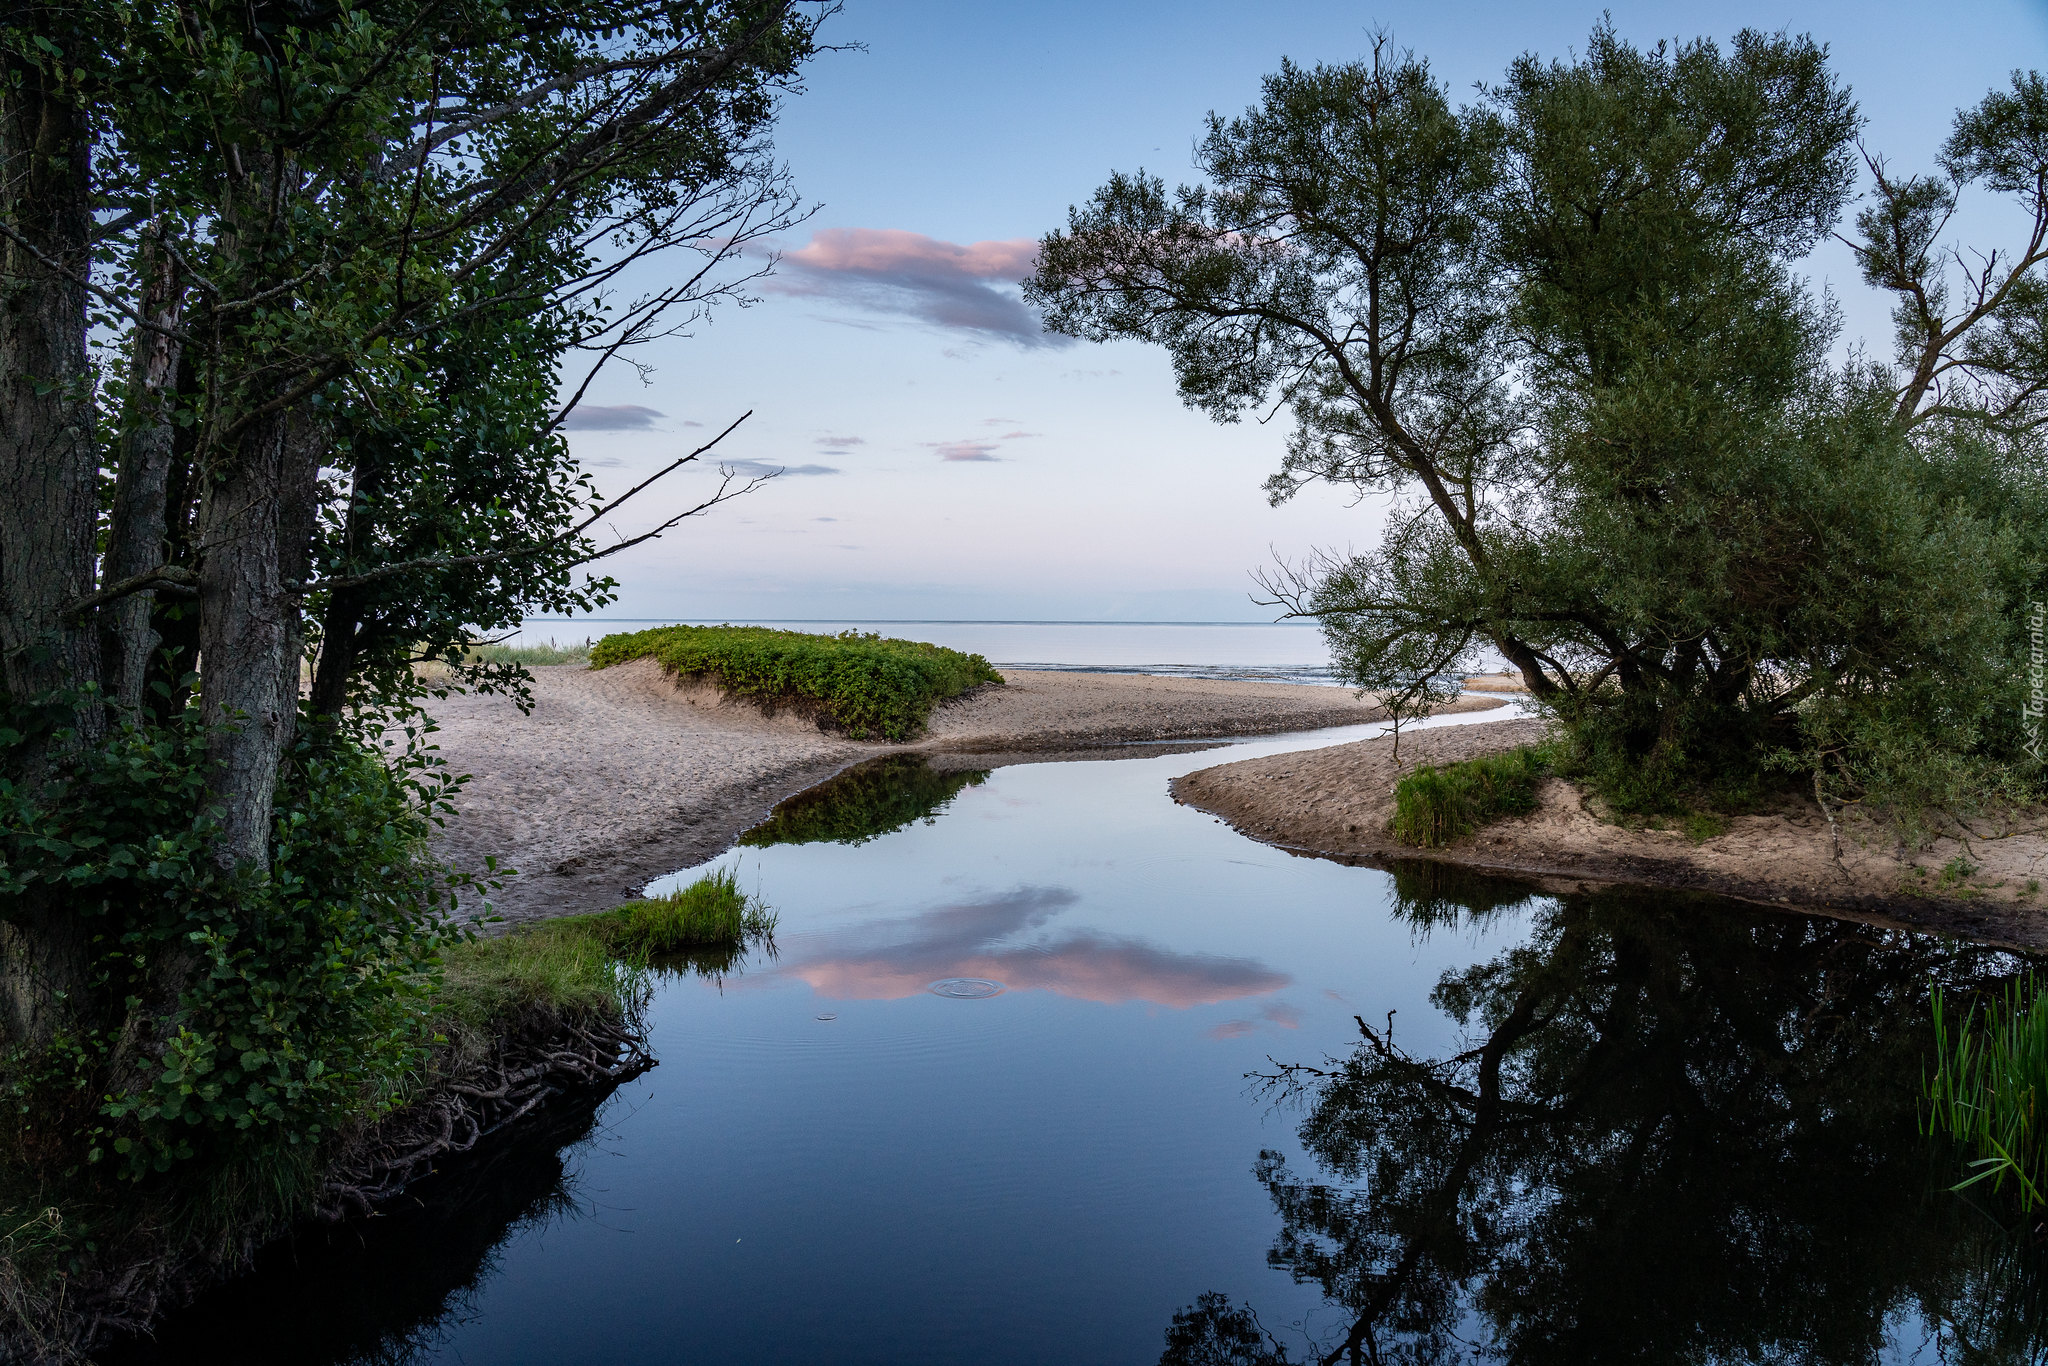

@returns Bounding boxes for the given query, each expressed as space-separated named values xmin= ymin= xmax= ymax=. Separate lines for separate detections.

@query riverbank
xmin=425 ymin=662 xmax=1504 ymax=923
xmin=1171 ymin=717 xmax=2048 ymax=951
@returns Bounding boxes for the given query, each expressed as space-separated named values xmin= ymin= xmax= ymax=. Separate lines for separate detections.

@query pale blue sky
xmin=562 ymin=0 xmax=2048 ymax=622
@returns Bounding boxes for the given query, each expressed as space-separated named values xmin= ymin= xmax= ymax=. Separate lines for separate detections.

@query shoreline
xmin=425 ymin=661 xmax=1504 ymax=924
xmin=1170 ymin=717 xmax=2048 ymax=953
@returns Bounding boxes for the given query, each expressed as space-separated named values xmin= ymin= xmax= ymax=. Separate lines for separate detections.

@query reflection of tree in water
xmin=106 ymin=1093 xmax=622 ymax=1366
xmin=1165 ymin=891 xmax=2048 ymax=1366
xmin=739 ymin=754 xmax=990 ymax=848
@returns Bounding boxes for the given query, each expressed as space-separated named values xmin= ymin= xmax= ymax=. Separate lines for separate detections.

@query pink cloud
xmin=770 ymin=228 xmax=1064 ymax=346
xmin=785 ymin=228 xmax=1037 ymax=280
xmin=772 ymin=887 xmax=1289 ymax=1009
xmin=1208 ymin=1020 xmax=1258 ymax=1040
xmin=1261 ymin=1001 xmax=1303 ymax=1029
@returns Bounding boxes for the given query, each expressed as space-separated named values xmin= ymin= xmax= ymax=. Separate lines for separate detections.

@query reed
xmin=1926 ymin=978 xmax=2048 ymax=1211
xmin=1390 ymin=747 xmax=1549 ymax=848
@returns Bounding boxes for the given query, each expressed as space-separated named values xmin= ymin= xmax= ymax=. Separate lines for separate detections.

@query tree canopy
xmin=1027 ymin=26 xmax=2048 ymax=816
xmin=0 ymin=0 xmax=827 ymax=1201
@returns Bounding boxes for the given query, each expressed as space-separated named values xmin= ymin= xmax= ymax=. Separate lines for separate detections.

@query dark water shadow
xmin=104 ymin=1088 xmax=624 ymax=1366
xmin=1164 ymin=886 xmax=2048 ymax=1365
xmin=738 ymin=753 xmax=992 ymax=848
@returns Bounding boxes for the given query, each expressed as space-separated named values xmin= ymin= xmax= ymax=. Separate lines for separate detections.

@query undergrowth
xmin=591 ymin=624 xmax=1002 ymax=741
xmin=1926 ymin=979 xmax=2048 ymax=1213
xmin=0 ymin=869 xmax=758 ymax=1360
xmin=1391 ymin=747 xmax=1550 ymax=849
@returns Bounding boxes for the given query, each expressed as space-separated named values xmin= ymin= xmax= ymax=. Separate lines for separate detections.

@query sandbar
xmin=425 ymin=660 xmax=1501 ymax=923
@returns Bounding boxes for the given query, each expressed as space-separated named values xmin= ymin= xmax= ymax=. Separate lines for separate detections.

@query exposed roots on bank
xmin=318 ymin=1009 xmax=652 ymax=1222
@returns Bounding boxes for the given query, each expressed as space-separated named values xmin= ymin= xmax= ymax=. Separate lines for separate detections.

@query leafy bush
xmin=740 ymin=755 xmax=989 ymax=847
xmin=0 ymin=705 xmax=473 ymax=1184
xmin=1391 ymin=748 xmax=1550 ymax=849
xmin=591 ymin=625 xmax=1002 ymax=741
xmin=1925 ymin=979 xmax=2048 ymax=1211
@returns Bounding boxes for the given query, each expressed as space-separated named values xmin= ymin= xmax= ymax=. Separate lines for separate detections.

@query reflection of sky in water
xmin=128 ymin=709 xmax=2043 ymax=1365
xmin=770 ymin=885 xmax=1291 ymax=1006
xmin=126 ymin=714 xmax=1544 ymax=1364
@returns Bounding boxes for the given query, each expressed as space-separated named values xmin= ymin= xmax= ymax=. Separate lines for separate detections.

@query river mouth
xmin=121 ymin=720 xmax=2048 ymax=1363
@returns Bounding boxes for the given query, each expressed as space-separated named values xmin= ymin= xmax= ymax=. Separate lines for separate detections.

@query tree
xmin=0 ymin=0 xmax=826 ymax=1171
xmin=1026 ymin=28 xmax=2048 ymax=815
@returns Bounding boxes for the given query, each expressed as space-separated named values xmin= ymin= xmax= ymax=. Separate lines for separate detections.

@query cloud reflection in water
xmin=777 ymin=886 xmax=1289 ymax=1008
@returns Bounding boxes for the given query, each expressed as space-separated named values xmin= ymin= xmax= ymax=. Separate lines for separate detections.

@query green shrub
xmin=0 ymin=708 xmax=471 ymax=1185
xmin=1391 ymin=747 xmax=1550 ymax=849
xmin=1926 ymin=979 xmax=2048 ymax=1211
xmin=590 ymin=624 xmax=1002 ymax=741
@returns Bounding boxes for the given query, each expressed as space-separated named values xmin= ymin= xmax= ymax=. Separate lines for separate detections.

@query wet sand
xmin=426 ymin=660 xmax=1503 ymax=924
xmin=1171 ymin=716 xmax=2048 ymax=951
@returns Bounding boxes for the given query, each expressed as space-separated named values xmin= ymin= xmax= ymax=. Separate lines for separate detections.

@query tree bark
xmin=0 ymin=46 xmax=103 ymax=1047
xmin=102 ymin=232 xmax=187 ymax=716
xmin=197 ymin=407 xmax=325 ymax=870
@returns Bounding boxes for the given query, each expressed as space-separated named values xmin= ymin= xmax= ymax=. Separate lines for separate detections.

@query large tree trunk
xmin=196 ymin=407 xmax=325 ymax=870
xmin=0 ymin=47 xmax=103 ymax=1046
xmin=102 ymin=232 xmax=187 ymax=716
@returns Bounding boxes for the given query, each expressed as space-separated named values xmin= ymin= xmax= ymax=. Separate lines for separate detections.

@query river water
xmin=126 ymin=718 xmax=2045 ymax=1363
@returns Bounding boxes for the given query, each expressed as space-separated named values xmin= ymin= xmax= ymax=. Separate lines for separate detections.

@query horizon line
xmin=517 ymin=617 xmax=1311 ymax=627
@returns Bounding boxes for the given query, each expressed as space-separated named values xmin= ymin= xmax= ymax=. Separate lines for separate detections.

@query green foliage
xmin=592 ymin=625 xmax=1003 ymax=741
xmin=570 ymin=867 xmax=777 ymax=958
xmin=1926 ymin=980 xmax=2048 ymax=1211
xmin=1028 ymin=24 xmax=2048 ymax=828
xmin=1390 ymin=747 xmax=1549 ymax=848
xmin=740 ymin=755 xmax=989 ymax=847
xmin=0 ymin=703 xmax=471 ymax=1183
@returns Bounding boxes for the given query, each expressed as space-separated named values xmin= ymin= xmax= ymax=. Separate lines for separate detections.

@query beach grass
xmin=1391 ymin=747 xmax=1550 ymax=848
xmin=590 ymin=624 xmax=1002 ymax=741
xmin=1926 ymin=978 xmax=2048 ymax=1212
xmin=566 ymin=866 xmax=776 ymax=958
xmin=465 ymin=639 xmax=591 ymax=666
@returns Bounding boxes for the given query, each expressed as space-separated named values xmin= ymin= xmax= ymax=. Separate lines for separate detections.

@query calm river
xmin=124 ymin=718 xmax=2046 ymax=1363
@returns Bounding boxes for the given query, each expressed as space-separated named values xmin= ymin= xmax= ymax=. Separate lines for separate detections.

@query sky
xmin=558 ymin=0 xmax=2048 ymax=623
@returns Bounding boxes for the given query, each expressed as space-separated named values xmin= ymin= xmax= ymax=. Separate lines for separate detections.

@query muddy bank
xmin=425 ymin=661 xmax=1503 ymax=924
xmin=1171 ymin=717 xmax=2048 ymax=952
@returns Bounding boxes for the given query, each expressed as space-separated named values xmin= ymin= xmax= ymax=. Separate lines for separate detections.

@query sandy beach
xmin=426 ymin=660 xmax=1502 ymax=923
xmin=1171 ymin=716 xmax=2048 ymax=951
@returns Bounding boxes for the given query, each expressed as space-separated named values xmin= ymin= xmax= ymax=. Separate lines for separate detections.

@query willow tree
xmin=1028 ymin=28 xmax=2048 ymax=813
xmin=0 ymin=0 xmax=824 ymax=1173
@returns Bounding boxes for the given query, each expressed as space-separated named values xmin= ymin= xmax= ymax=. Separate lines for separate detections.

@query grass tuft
xmin=573 ymin=866 xmax=777 ymax=958
xmin=1391 ymin=747 xmax=1549 ymax=849
xmin=591 ymin=624 xmax=1002 ymax=741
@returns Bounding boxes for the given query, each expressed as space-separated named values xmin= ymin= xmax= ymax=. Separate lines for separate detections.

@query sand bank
xmin=426 ymin=660 xmax=1501 ymax=923
xmin=1171 ymin=716 xmax=2048 ymax=951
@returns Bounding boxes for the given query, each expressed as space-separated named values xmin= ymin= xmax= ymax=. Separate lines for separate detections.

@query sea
xmin=504 ymin=619 xmax=1347 ymax=686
